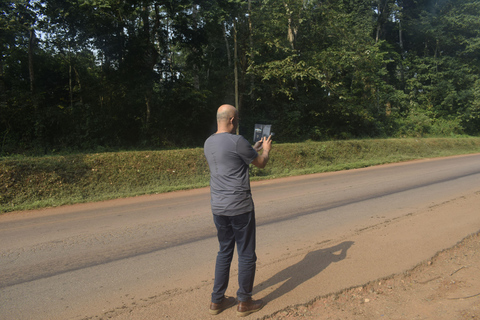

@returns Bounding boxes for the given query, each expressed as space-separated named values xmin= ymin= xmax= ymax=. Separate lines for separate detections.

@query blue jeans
xmin=212 ymin=210 xmax=257 ymax=303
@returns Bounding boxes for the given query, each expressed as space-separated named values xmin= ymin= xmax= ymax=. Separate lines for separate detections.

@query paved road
xmin=1 ymin=154 xmax=480 ymax=320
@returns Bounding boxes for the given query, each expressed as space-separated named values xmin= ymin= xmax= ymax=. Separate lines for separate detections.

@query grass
xmin=1 ymin=137 xmax=480 ymax=213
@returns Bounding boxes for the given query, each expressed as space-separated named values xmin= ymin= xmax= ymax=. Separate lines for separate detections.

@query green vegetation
xmin=2 ymin=137 xmax=480 ymax=213
xmin=2 ymin=1 xmax=480 ymax=155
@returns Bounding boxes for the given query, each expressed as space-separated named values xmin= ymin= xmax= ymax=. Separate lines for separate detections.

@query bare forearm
xmin=252 ymin=150 xmax=269 ymax=168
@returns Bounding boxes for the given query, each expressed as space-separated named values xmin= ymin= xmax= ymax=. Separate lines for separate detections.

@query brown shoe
xmin=209 ymin=296 xmax=236 ymax=315
xmin=236 ymin=298 xmax=265 ymax=317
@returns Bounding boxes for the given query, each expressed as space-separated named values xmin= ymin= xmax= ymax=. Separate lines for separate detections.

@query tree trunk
xmin=284 ymin=2 xmax=298 ymax=50
xmin=376 ymin=24 xmax=381 ymax=43
xmin=73 ymin=67 xmax=83 ymax=105
xmin=285 ymin=2 xmax=298 ymax=91
xmin=0 ymin=52 xmax=6 ymax=153
xmin=248 ymin=0 xmax=255 ymax=98
xmin=375 ymin=0 xmax=390 ymax=43
xmin=145 ymin=93 xmax=151 ymax=130
xmin=287 ymin=15 xmax=296 ymax=50
xmin=29 ymin=29 xmax=35 ymax=93
xmin=69 ymin=58 xmax=73 ymax=109
xmin=192 ymin=5 xmax=200 ymax=90
xmin=141 ymin=3 xmax=160 ymax=132
xmin=234 ymin=19 xmax=240 ymax=134
xmin=397 ymin=18 xmax=405 ymax=90
xmin=223 ymin=22 xmax=232 ymax=67
xmin=0 ymin=53 xmax=5 ymax=108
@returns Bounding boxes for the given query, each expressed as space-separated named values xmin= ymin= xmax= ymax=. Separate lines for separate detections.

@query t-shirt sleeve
xmin=236 ymin=136 xmax=258 ymax=165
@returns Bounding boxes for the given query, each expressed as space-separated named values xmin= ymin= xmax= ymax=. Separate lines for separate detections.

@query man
xmin=204 ymin=104 xmax=272 ymax=317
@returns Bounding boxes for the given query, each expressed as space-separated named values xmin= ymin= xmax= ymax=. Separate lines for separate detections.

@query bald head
xmin=216 ymin=104 xmax=238 ymax=134
xmin=217 ymin=104 xmax=237 ymax=121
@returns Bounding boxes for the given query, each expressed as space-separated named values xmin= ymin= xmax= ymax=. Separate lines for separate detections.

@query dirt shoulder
xmin=108 ymin=188 xmax=480 ymax=320
xmin=268 ymin=231 xmax=480 ymax=320
xmin=255 ymin=189 xmax=480 ymax=320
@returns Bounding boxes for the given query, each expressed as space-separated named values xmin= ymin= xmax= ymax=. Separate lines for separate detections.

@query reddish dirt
xmin=107 ymin=187 xmax=480 ymax=320
xmin=268 ymin=231 xmax=480 ymax=320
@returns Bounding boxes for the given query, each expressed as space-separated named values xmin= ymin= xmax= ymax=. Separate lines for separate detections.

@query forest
xmin=1 ymin=0 xmax=480 ymax=155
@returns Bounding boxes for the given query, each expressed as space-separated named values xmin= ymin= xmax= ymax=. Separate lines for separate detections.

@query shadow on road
xmin=254 ymin=241 xmax=354 ymax=303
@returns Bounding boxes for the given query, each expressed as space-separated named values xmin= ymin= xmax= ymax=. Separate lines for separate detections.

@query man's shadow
xmin=254 ymin=241 xmax=354 ymax=303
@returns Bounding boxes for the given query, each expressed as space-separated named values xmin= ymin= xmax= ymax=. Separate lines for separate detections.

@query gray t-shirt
xmin=204 ymin=133 xmax=258 ymax=216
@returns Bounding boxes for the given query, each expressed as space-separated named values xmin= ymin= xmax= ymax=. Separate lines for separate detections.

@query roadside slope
xmin=272 ymin=230 xmax=480 ymax=320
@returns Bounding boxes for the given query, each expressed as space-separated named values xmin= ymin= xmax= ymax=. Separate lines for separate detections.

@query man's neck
xmin=216 ymin=127 xmax=235 ymax=134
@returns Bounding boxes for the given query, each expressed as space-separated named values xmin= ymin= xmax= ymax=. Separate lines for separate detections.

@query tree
xmin=2 ymin=0 xmax=480 ymax=155
xmin=400 ymin=0 xmax=480 ymax=134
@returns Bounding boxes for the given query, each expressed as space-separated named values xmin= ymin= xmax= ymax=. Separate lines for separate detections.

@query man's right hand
xmin=262 ymin=135 xmax=272 ymax=152
xmin=251 ymin=135 xmax=272 ymax=169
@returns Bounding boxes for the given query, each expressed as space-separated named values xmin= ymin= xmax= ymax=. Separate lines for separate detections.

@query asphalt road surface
xmin=1 ymin=154 xmax=480 ymax=320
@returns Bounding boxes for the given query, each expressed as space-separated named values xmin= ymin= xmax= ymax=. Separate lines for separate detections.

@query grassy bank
xmin=1 ymin=137 xmax=480 ymax=213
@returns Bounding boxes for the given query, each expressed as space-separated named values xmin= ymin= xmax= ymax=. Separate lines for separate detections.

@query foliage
xmin=1 ymin=0 xmax=480 ymax=156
